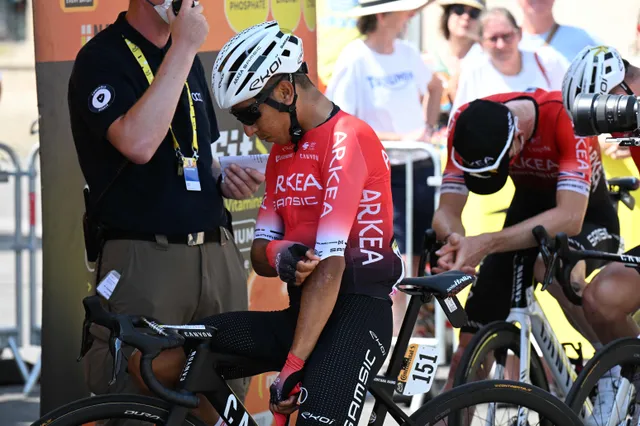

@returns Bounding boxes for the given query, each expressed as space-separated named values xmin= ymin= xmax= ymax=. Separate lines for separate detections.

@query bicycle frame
xmin=504 ymin=255 xmax=577 ymax=398
xmin=368 ymin=292 xmax=433 ymax=426
xmin=166 ymin=291 xmax=432 ymax=426
xmin=479 ymin=254 xmax=583 ymax=425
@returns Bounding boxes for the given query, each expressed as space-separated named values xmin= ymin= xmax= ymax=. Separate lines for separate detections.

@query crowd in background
xmin=320 ymin=0 xmax=640 ymax=337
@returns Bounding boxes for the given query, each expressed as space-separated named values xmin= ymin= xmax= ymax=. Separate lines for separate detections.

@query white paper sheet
xmin=219 ymin=154 xmax=269 ymax=180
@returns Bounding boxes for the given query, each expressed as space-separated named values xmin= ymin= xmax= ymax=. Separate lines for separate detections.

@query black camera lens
xmin=572 ymin=93 xmax=639 ymax=136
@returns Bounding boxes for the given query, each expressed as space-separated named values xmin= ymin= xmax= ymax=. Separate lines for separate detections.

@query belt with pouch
xmin=103 ymin=227 xmax=228 ymax=246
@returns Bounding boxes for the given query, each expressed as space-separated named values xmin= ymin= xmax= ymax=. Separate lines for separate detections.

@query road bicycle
xmin=31 ymin=231 xmax=583 ymax=426
xmin=532 ymin=223 xmax=640 ymax=426
xmin=450 ymin=176 xmax=639 ymax=425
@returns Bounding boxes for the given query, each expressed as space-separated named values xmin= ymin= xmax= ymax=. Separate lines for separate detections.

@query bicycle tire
xmin=565 ymin=337 xmax=640 ymax=413
xmin=453 ymin=321 xmax=549 ymax=391
xmin=409 ymin=379 xmax=582 ymax=425
xmin=30 ymin=394 xmax=208 ymax=426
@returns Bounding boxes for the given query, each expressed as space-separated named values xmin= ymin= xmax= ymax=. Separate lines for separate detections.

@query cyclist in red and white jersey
xmin=563 ymin=45 xmax=640 ymax=347
xmin=432 ymin=88 xmax=621 ymax=391
xmin=127 ymin=21 xmax=404 ymax=426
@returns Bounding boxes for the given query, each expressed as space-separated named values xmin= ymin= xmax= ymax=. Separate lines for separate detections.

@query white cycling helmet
xmin=212 ymin=21 xmax=305 ymax=110
xmin=562 ymin=45 xmax=629 ymax=116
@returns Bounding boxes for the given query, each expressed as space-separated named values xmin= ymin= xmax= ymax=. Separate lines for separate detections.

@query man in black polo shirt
xmin=67 ymin=0 xmax=262 ymax=421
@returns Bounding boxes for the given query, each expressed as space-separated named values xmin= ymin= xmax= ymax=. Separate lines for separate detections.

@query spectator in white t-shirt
xmin=325 ymin=0 xmax=443 ymax=335
xmin=518 ymin=0 xmax=600 ymax=66
xmin=451 ymin=7 xmax=566 ymax=118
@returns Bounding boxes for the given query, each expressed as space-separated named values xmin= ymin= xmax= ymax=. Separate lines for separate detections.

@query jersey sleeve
xmin=254 ymin=153 xmax=284 ymax=242
xmin=441 ymin=109 xmax=470 ymax=196
xmin=555 ymin=110 xmax=592 ymax=197
xmin=68 ymin=47 xmax=140 ymax=141
xmin=313 ymin=121 xmax=369 ymax=260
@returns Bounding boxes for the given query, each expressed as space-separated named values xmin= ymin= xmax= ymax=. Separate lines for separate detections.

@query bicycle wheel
xmin=565 ymin=337 xmax=640 ymax=425
xmin=31 ymin=394 xmax=208 ymax=426
xmin=410 ymin=380 xmax=582 ymax=425
xmin=453 ymin=321 xmax=549 ymax=391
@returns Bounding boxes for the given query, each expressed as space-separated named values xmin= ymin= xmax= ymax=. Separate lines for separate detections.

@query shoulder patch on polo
xmin=88 ymin=84 xmax=115 ymax=113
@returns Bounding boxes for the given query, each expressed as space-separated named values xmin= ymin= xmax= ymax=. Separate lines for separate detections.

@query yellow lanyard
xmin=123 ymin=37 xmax=199 ymax=163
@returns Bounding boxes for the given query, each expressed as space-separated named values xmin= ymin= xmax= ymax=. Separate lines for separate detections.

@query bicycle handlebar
xmin=81 ymin=296 xmax=200 ymax=408
xmin=531 ymin=226 xmax=582 ymax=306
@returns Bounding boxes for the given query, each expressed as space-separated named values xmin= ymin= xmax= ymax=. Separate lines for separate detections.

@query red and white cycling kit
xmin=440 ymin=89 xmax=620 ymax=333
xmin=255 ymin=108 xmax=405 ymax=299
xmin=443 ymin=89 xmax=608 ymax=204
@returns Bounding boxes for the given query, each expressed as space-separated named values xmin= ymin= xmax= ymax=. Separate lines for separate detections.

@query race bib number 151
xmin=396 ymin=344 xmax=440 ymax=396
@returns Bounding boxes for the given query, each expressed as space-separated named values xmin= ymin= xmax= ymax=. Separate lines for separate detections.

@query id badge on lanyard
xmin=182 ymin=157 xmax=201 ymax=191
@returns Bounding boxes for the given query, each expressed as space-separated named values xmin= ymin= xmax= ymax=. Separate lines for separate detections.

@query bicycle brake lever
xmin=541 ymin=252 xmax=558 ymax=291
xmin=109 ymin=337 xmax=124 ymax=386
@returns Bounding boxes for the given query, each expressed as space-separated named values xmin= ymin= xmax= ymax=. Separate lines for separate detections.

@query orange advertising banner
xmin=33 ymin=0 xmax=316 ymax=422
xmin=33 ymin=0 xmax=317 ymax=80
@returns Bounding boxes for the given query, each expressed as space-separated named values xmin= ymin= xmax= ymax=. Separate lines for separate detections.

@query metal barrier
xmin=381 ymin=141 xmax=448 ymax=410
xmin=23 ymin=144 xmax=41 ymax=395
xmin=0 ymin=142 xmax=30 ymax=385
xmin=27 ymin=143 xmax=40 ymax=347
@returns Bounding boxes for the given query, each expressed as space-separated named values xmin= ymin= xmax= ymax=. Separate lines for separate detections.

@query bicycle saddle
xmin=608 ymin=176 xmax=640 ymax=192
xmin=397 ymin=270 xmax=475 ymax=298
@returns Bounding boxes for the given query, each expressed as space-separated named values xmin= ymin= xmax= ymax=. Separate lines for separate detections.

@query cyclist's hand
xmin=448 ymin=234 xmax=489 ymax=275
xmin=433 ymin=250 xmax=455 ymax=274
xmin=267 ymin=241 xmax=312 ymax=285
xmin=270 ymin=352 xmax=305 ymax=426
xmin=294 ymin=249 xmax=321 ymax=286
xmin=434 ymin=233 xmax=461 ymax=273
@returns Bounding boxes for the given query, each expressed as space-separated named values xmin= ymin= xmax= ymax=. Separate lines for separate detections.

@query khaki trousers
xmin=83 ymin=227 xmax=249 ymax=425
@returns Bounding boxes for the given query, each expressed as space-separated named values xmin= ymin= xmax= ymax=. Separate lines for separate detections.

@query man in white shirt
xmin=517 ymin=0 xmax=600 ymax=66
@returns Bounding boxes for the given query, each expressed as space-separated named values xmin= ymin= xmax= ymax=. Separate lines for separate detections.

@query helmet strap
xmin=620 ymin=80 xmax=635 ymax=96
xmin=262 ymin=72 xmax=306 ymax=151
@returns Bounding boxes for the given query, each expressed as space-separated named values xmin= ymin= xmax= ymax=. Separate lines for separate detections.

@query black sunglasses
xmin=230 ymin=76 xmax=285 ymax=126
xmin=229 ymin=74 xmax=287 ymax=126
xmin=451 ymin=4 xmax=481 ymax=19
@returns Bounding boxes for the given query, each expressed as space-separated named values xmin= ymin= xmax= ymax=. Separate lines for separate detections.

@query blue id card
xmin=183 ymin=158 xmax=201 ymax=191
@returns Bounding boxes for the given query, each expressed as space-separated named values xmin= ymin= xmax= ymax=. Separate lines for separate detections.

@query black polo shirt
xmin=68 ymin=11 xmax=226 ymax=235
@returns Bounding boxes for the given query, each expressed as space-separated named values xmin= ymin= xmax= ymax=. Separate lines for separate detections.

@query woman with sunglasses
xmin=425 ymin=0 xmax=485 ymax=128
xmin=450 ymin=7 xmax=567 ymax=121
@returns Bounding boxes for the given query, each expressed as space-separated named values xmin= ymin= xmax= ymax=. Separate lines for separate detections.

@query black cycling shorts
xmin=194 ymin=294 xmax=392 ymax=426
xmin=461 ymin=194 xmax=621 ymax=334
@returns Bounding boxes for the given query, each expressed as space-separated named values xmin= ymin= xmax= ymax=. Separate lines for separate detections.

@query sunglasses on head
xmin=230 ymin=75 xmax=287 ymax=126
xmin=451 ymin=4 xmax=481 ymax=19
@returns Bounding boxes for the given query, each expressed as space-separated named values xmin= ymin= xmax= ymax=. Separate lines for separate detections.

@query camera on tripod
xmin=571 ymin=93 xmax=640 ymax=145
